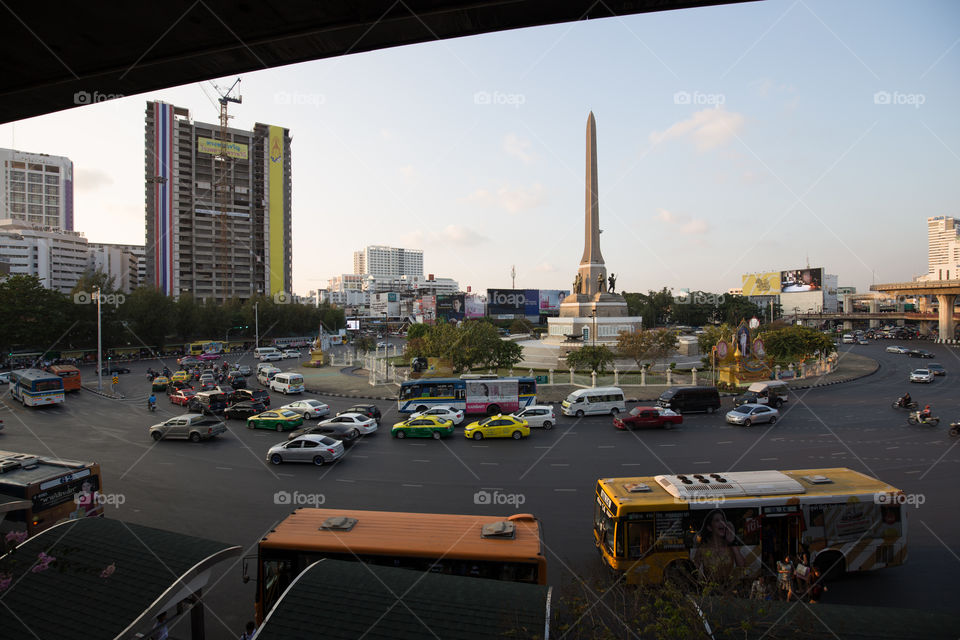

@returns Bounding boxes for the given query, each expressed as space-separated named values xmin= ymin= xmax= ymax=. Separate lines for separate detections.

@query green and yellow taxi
xmin=463 ymin=414 xmax=530 ymax=440
xmin=392 ymin=415 xmax=455 ymax=439
xmin=171 ymin=370 xmax=191 ymax=383
xmin=247 ymin=409 xmax=304 ymax=432
xmin=150 ymin=376 xmax=170 ymax=392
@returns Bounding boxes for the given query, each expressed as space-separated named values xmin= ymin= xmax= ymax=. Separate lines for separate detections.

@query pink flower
xmin=0 ymin=573 xmax=12 ymax=591
xmin=30 ymin=552 xmax=55 ymax=573
xmin=100 ymin=563 xmax=116 ymax=578
xmin=4 ymin=531 xmax=27 ymax=545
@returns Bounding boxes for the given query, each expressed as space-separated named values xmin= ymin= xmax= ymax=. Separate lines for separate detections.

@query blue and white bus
xmin=9 ymin=369 xmax=65 ymax=407
xmin=398 ymin=375 xmax=536 ymax=415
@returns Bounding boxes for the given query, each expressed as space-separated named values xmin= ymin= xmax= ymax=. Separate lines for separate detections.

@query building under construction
xmin=144 ymin=101 xmax=292 ymax=302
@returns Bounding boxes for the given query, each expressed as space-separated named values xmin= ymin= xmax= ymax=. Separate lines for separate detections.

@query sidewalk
xmin=294 ymin=352 xmax=880 ymax=404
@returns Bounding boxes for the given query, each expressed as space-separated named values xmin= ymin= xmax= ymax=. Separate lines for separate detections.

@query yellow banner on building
xmin=268 ymin=126 xmax=285 ymax=297
xmin=197 ymin=137 xmax=248 ymax=159
xmin=741 ymin=272 xmax=781 ymax=296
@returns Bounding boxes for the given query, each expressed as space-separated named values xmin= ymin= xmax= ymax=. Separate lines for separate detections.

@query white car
xmin=261 ymin=352 xmax=282 ymax=362
xmin=281 ymin=399 xmax=330 ymax=420
xmin=0 ymin=372 xmax=9 ymax=385
xmin=266 ymin=434 xmax=344 ymax=466
xmin=282 ymin=349 xmax=301 ymax=359
xmin=410 ymin=405 xmax=465 ymax=426
xmin=910 ymin=369 xmax=934 ymax=383
xmin=886 ymin=345 xmax=910 ymax=354
xmin=319 ymin=412 xmax=378 ymax=435
xmin=511 ymin=405 xmax=556 ymax=430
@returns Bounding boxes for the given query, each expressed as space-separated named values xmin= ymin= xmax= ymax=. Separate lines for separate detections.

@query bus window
xmin=518 ymin=381 xmax=535 ymax=396
xmin=627 ymin=521 xmax=655 ymax=559
xmin=263 ymin=558 xmax=294 ymax=611
xmin=401 ymin=385 xmax=421 ymax=399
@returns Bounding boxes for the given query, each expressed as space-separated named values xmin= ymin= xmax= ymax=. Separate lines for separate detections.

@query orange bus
xmin=48 ymin=364 xmax=81 ymax=392
xmin=248 ymin=508 xmax=547 ymax=623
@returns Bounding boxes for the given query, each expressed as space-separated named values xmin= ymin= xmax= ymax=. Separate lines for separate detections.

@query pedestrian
xmin=795 ymin=553 xmax=812 ymax=598
xmin=750 ymin=574 xmax=771 ymax=601
xmin=776 ymin=554 xmax=795 ymax=601
xmin=808 ymin=566 xmax=828 ymax=603
xmin=239 ymin=621 xmax=257 ymax=639
xmin=151 ymin=612 xmax=169 ymax=640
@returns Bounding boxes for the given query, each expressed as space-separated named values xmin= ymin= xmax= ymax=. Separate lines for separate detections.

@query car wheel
xmin=247 ymin=421 xmax=255 ymax=429
xmin=189 ymin=433 xmax=201 ymax=443
xmin=663 ymin=422 xmax=673 ymax=430
xmin=769 ymin=416 xmax=777 ymax=425
xmin=396 ymin=430 xmax=406 ymax=439
xmin=313 ymin=456 xmax=325 ymax=466
xmin=304 ymin=412 xmax=313 ymax=420
xmin=575 ymin=410 xmax=584 ymax=418
xmin=610 ymin=407 xmax=619 ymax=416
xmin=512 ymin=430 xmax=523 ymax=440
xmin=432 ymin=431 xmax=441 ymax=440
xmin=743 ymin=419 xmax=752 ymax=427
xmin=473 ymin=432 xmax=484 ymax=440
xmin=276 ymin=424 xmax=283 ymax=432
xmin=350 ymin=429 xmax=359 ymax=439
xmin=151 ymin=431 xmax=162 ymax=441
xmin=542 ymin=421 xmax=553 ymax=430
xmin=270 ymin=454 xmax=282 ymax=465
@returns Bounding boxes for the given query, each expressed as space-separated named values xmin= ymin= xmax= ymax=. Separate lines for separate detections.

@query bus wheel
xmin=487 ymin=405 xmax=500 ymax=416
xmin=432 ymin=431 xmax=441 ymax=439
xmin=473 ymin=432 xmax=484 ymax=440
xmin=610 ymin=407 xmax=619 ymax=416
xmin=512 ymin=430 xmax=522 ymax=440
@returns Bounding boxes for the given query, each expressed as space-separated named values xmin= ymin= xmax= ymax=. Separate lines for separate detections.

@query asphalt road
xmin=0 ymin=342 xmax=957 ymax=638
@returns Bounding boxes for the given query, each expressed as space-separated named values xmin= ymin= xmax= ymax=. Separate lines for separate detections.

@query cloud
xmin=503 ymin=133 xmax=534 ymax=164
xmin=467 ymin=183 xmax=546 ymax=214
xmin=399 ymin=165 xmax=416 ymax=180
xmin=439 ymin=224 xmax=488 ymax=245
xmin=75 ymin=168 xmax=113 ymax=192
xmin=656 ymin=208 xmax=709 ymax=235
xmin=649 ymin=108 xmax=745 ymax=152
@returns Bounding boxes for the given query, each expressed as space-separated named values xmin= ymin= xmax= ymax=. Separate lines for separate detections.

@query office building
xmin=0 ymin=221 xmax=88 ymax=293
xmin=87 ymin=243 xmax=141 ymax=293
xmin=925 ymin=216 xmax=960 ymax=280
xmin=0 ymin=148 xmax=74 ymax=231
xmin=144 ymin=101 xmax=292 ymax=302
xmin=353 ymin=245 xmax=423 ymax=279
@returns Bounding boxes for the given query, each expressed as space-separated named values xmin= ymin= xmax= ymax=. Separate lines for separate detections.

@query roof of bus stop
xmin=0 ymin=517 xmax=240 ymax=639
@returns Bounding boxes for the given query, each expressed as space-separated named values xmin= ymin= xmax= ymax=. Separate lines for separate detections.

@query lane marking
xmin=277 ymin=473 xmax=294 ymax=477
xmin=402 ymin=483 xmax=422 ymax=487
xmin=659 ymin=444 xmax=676 ymax=447
xmin=693 ymin=461 xmax=711 ymax=464
xmin=760 ymin=457 xmax=777 ymax=461
xmin=480 ymin=462 xmax=499 ymax=466
xmin=598 ymin=445 xmax=615 ymax=449
xmin=215 ymin=467 xmax=232 ymax=470
xmin=412 ymin=459 xmax=430 ymax=463
xmin=554 ymin=488 xmax=577 ymax=492
xmin=336 ymin=479 xmax=355 ymax=483
xmin=550 ymin=463 xmax=570 ymax=467
xmin=621 ymin=463 xmax=643 ymax=466
xmin=717 ymin=441 xmax=733 ymax=445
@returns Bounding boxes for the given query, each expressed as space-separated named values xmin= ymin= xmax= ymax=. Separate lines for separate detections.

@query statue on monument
xmin=573 ymin=273 xmax=582 ymax=295
xmin=597 ymin=273 xmax=605 ymax=293
xmin=608 ymin=273 xmax=617 ymax=294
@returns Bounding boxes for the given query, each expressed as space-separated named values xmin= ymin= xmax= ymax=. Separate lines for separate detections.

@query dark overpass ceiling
xmin=0 ymin=0 xmax=755 ymax=125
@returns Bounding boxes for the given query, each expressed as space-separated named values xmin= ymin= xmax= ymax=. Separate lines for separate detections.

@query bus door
xmin=762 ymin=505 xmax=803 ymax=563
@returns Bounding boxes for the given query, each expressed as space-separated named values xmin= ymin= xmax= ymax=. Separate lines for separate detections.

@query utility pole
xmin=254 ymin=302 xmax=259 ymax=348
xmin=95 ymin=286 xmax=103 ymax=391
xmin=511 ymin=265 xmax=516 ymax=290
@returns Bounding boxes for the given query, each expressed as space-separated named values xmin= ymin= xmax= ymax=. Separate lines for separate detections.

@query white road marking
xmin=215 ymin=467 xmax=232 ymax=470
xmin=717 ymin=441 xmax=733 ymax=445
xmin=693 ymin=461 xmax=711 ymax=464
xmin=277 ymin=473 xmax=295 ymax=477
xmin=760 ymin=457 xmax=777 ymax=461
xmin=554 ymin=488 xmax=577 ymax=492
xmin=336 ymin=479 xmax=355 ymax=483
xmin=534 ymin=446 xmax=551 ymax=449
xmin=480 ymin=462 xmax=499 ymax=466
xmin=351 ymin=455 xmax=368 ymax=459
xmin=597 ymin=445 xmax=615 ymax=449
xmin=659 ymin=444 xmax=676 ymax=447
xmin=402 ymin=483 xmax=422 ymax=487
xmin=472 ymin=445 xmax=489 ymax=448
xmin=621 ymin=463 xmax=643 ymax=466
xmin=550 ymin=463 xmax=570 ymax=467
xmin=412 ymin=459 xmax=430 ymax=463
xmin=886 ymin=446 xmax=899 ymax=450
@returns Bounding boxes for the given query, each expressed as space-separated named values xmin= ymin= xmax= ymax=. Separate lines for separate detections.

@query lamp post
xmin=95 ymin=286 xmax=103 ymax=391
xmin=591 ymin=310 xmax=597 ymax=348
xmin=254 ymin=302 xmax=259 ymax=348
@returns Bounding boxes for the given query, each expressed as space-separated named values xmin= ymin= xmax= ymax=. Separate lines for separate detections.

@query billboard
xmin=197 ymin=137 xmax=249 ymax=160
xmin=524 ymin=289 xmax=540 ymax=317
xmin=420 ymin=295 xmax=437 ymax=323
xmin=436 ymin=294 xmax=465 ymax=322
xmin=741 ymin=272 xmax=780 ymax=296
xmin=465 ymin=294 xmax=486 ymax=318
xmin=486 ymin=289 xmax=529 ymax=316
xmin=780 ymin=268 xmax=822 ymax=293
xmin=539 ymin=289 xmax=569 ymax=312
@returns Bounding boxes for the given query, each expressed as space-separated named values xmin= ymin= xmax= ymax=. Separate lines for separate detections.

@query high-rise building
xmin=0 ymin=148 xmax=74 ymax=231
xmin=353 ymin=245 xmax=423 ymax=278
xmin=87 ymin=243 xmax=142 ymax=293
xmin=926 ymin=216 xmax=960 ymax=280
xmin=0 ymin=221 xmax=88 ymax=293
xmin=144 ymin=101 xmax=292 ymax=302
xmin=89 ymin=243 xmax=147 ymax=288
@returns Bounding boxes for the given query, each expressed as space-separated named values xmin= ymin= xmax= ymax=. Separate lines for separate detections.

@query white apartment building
xmin=88 ymin=244 xmax=140 ymax=293
xmin=924 ymin=216 xmax=960 ymax=280
xmin=353 ymin=245 xmax=423 ymax=278
xmin=0 ymin=148 xmax=74 ymax=231
xmin=0 ymin=221 xmax=88 ymax=293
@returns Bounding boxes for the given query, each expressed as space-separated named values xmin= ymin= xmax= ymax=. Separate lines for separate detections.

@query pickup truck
xmin=149 ymin=414 xmax=226 ymax=442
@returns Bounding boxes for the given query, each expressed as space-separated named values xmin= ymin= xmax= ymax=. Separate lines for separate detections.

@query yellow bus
xmin=594 ymin=468 xmax=906 ymax=586
xmin=248 ymin=508 xmax=546 ymax=623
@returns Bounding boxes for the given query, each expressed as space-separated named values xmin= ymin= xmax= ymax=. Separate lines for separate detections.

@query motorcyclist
xmin=148 ymin=394 xmax=157 ymax=411
xmin=899 ymin=392 xmax=912 ymax=408
xmin=920 ymin=404 xmax=931 ymax=421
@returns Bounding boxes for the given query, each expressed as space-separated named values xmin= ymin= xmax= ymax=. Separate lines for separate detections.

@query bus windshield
xmin=35 ymin=379 xmax=63 ymax=392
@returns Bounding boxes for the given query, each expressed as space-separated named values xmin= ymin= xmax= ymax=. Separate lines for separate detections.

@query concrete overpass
xmin=870 ymin=280 xmax=960 ymax=343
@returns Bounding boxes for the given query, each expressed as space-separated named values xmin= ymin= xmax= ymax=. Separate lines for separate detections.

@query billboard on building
xmin=741 ymin=272 xmax=781 ymax=296
xmin=197 ymin=137 xmax=249 ymax=160
xmin=268 ymin=126 xmax=285 ymax=297
xmin=420 ymin=295 xmax=437 ymax=323
xmin=524 ymin=289 xmax=540 ymax=317
xmin=436 ymin=294 xmax=465 ymax=322
xmin=780 ymin=268 xmax=823 ymax=293
xmin=486 ymin=289 xmax=529 ymax=316
xmin=465 ymin=294 xmax=486 ymax=318
xmin=539 ymin=289 xmax=569 ymax=312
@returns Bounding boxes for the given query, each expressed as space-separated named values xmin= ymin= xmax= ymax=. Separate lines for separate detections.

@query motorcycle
xmin=148 ymin=401 xmax=157 ymax=413
xmin=892 ymin=399 xmax=919 ymax=410
xmin=950 ymin=422 xmax=959 ymax=438
xmin=907 ymin=411 xmax=939 ymax=426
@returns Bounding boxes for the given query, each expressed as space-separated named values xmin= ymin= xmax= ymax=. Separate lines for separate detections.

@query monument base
xmin=545 ymin=315 xmax=643 ymax=345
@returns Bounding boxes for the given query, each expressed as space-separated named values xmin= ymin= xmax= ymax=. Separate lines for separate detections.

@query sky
xmin=2 ymin=0 xmax=958 ymax=297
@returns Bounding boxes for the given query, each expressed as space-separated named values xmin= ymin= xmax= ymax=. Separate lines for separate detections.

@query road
xmin=0 ymin=342 xmax=957 ymax=638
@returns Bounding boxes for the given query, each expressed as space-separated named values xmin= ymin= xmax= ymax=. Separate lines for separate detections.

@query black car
xmin=230 ymin=388 xmax=271 ymax=407
xmin=227 ymin=372 xmax=247 ymax=389
xmin=287 ymin=423 xmax=360 ymax=447
xmin=341 ymin=403 xmax=382 ymax=424
xmin=100 ymin=365 xmax=131 ymax=374
xmin=908 ymin=349 xmax=934 ymax=358
xmin=224 ymin=400 xmax=267 ymax=420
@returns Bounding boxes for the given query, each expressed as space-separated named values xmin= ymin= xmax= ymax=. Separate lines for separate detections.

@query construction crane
xmin=212 ymin=77 xmax=242 ymax=303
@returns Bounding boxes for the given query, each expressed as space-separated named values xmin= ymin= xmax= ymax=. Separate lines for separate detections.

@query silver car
xmin=910 ymin=369 xmax=934 ymax=383
xmin=321 ymin=412 xmax=378 ymax=435
xmin=725 ymin=404 xmax=780 ymax=427
xmin=281 ymin=399 xmax=331 ymax=419
xmin=511 ymin=405 xmax=557 ymax=430
xmin=267 ymin=434 xmax=344 ymax=465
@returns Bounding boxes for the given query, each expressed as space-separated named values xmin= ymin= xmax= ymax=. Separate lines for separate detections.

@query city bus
xmin=398 ymin=375 xmax=536 ymax=414
xmin=248 ymin=508 xmax=547 ymax=623
xmin=0 ymin=451 xmax=103 ymax=536
xmin=272 ymin=336 xmax=314 ymax=349
xmin=48 ymin=364 xmax=82 ymax=392
xmin=593 ymin=468 xmax=906 ymax=586
xmin=9 ymin=369 xmax=65 ymax=407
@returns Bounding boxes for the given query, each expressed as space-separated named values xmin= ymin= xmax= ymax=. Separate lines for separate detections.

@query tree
xmin=353 ymin=335 xmax=375 ymax=355
xmin=0 ymin=275 xmax=71 ymax=356
xmin=509 ymin=318 xmax=533 ymax=334
xmin=407 ymin=323 xmax=429 ymax=340
xmin=616 ymin=329 xmax=658 ymax=369
xmin=697 ymin=323 xmax=733 ymax=366
xmin=717 ymin=294 xmax=763 ymax=326
xmin=760 ymin=325 xmax=835 ymax=364
xmin=492 ymin=339 xmax=523 ymax=370
xmin=120 ymin=287 xmax=175 ymax=350
xmin=648 ymin=328 xmax=679 ymax=369
xmin=622 ymin=288 xmax=675 ymax=328
xmin=565 ymin=345 xmax=615 ymax=373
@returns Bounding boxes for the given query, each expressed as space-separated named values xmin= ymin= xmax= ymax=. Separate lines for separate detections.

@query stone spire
xmin=581 ymin=111 xmax=604 ymax=266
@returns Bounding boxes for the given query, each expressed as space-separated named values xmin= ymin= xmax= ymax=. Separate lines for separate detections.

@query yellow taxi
xmin=247 ymin=409 xmax=304 ymax=432
xmin=463 ymin=414 xmax=530 ymax=440
xmin=171 ymin=370 xmax=191 ymax=383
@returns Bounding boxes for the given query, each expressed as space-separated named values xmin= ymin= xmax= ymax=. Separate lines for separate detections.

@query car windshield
xmin=479 ymin=417 xmax=494 ymax=426
xmin=564 ymin=394 xmax=582 ymax=404
xmin=629 ymin=407 xmax=642 ymax=416
xmin=317 ymin=436 xmax=337 ymax=446
xmin=280 ymin=410 xmax=298 ymax=417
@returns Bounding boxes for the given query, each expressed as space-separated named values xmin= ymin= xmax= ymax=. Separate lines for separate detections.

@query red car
xmin=169 ymin=389 xmax=197 ymax=406
xmin=614 ymin=406 xmax=683 ymax=431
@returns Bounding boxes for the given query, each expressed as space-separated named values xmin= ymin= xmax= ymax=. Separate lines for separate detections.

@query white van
xmin=841 ymin=334 xmax=855 ymax=344
xmin=561 ymin=387 xmax=626 ymax=418
xmin=254 ymin=347 xmax=282 ymax=361
xmin=270 ymin=372 xmax=305 ymax=395
xmin=257 ymin=366 xmax=282 ymax=386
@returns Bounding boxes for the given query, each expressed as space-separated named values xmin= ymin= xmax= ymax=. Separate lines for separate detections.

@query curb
xmin=82 ymin=386 xmax=125 ymax=400
xmin=304 ymin=388 xmax=396 ymax=402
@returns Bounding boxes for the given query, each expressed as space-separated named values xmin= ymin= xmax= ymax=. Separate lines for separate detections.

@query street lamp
xmin=95 ymin=286 xmax=103 ymax=391
xmin=254 ymin=302 xmax=259 ymax=348
xmin=590 ymin=310 xmax=597 ymax=348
